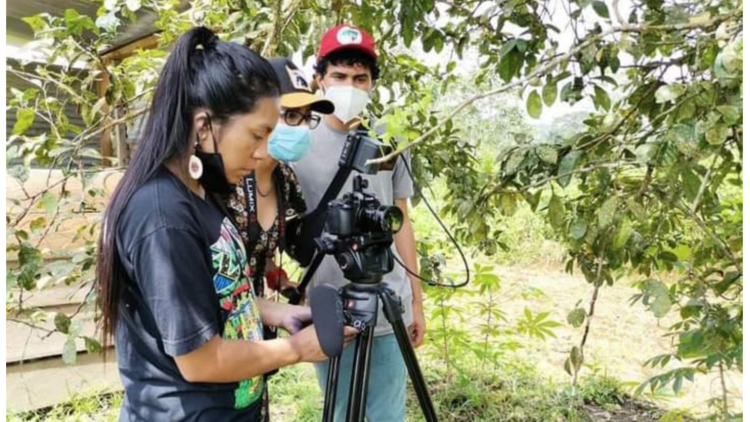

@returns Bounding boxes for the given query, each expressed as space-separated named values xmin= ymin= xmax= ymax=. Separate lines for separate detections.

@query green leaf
xmin=676 ymin=100 xmax=696 ymax=122
xmin=542 ymin=81 xmax=557 ymax=106
xmin=613 ymin=216 xmax=632 ymax=250
xmin=706 ymin=123 xmax=729 ymax=145
xmin=716 ymin=105 xmax=740 ymax=125
xmin=645 ymin=280 xmax=671 ymax=318
xmin=667 ymin=123 xmax=695 ymax=146
xmin=560 ymin=81 xmax=583 ymax=103
xmin=500 ymin=193 xmax=517 ymax=216
xmin=570 ymin=219 xmax=587 ymax=240
xmin=570 ymin=346 xmax=583 ymax=369
xmin=498 ymin=39 xmax=517 ymax=58
xmin=64 ymin=9 xmax=98 ymax=35
xmin=504 ymin=150 xmax=526 ymax=175
xmin=30 ymin=217 xmax=47 ymax=232
xmin=526 ymin=190 xmax=543 ymax=211
xmin=592 ymin=1 xmax=610 ymax=18
xmin=688 ymin=12 xmax=711 ymax=25
xmin=62 ymin=339 xmax=77 ymax=364
xmin=22 ymin=15 xmax=46 ymax=33
xmin=598 ymin=196 xmax=619 ymax=229
xmin=526 ymin=90 xmax=543 ymax=119
xmin=84 ymin=336 xmax=103 ymax=353
xmin=627 ymin=199 xmax=647 ymax=222
xmin=536 ymin=145 xmax=558 ymax=164
xmin=672 ymin=376 xmax=683 ymax=394
xmin=499 ymin=48 xmax=523 ymax=83
xmin=635 ymin=143 xmax=657 ymax=164
xmin=54 ymin=312 xmax=71 ymax=334
xmin=557 ymin=150 xmax=581 ymax=188
xmin=548 ymin=194 xmax=566 ymax=230
xmin=594 ymin=85 xmax=611 ymax=111
xmin=13 ymin=109 xmax=35 ymax=136
xmin=81 ymin=148 xmax=103 ymax=159
xmin=655 ymin=84 xmax=686 ymax=103
xmin=567 ymin=308 xmax=586 ymax=328
xmin=37 ymin=192 xmax=58 ymax=215
xmin=680 ymin=168 xmax=702 ymax=202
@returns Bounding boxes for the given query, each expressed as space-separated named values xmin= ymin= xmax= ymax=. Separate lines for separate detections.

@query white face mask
xmin=322 ymin=85 xmax=370 ymax=124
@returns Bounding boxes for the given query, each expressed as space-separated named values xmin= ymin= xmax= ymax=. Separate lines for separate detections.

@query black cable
xmin=395 ymin=153 xmax=470 ymax=288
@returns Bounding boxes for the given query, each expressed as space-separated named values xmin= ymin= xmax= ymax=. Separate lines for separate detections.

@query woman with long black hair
xmin=95 ymin=27 xmax=350 ymax=421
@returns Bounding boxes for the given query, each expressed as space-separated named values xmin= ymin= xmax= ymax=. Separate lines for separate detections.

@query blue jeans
xmin=314 ymin=333 xmax=407 ymax=422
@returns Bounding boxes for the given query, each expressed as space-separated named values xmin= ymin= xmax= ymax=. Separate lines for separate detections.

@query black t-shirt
xmin=115 ymin=168 xmax=265 ymax=421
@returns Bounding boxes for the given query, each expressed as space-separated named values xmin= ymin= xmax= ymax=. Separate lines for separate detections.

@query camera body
xmin=325 ymin=177 xmax=403 ymax=237
xmin=315 ymin=176 xmax=402 ymax=283
xmin=286 ymin=129 xmax=397 ymax=267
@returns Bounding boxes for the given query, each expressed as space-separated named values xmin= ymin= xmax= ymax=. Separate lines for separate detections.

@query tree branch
xmin=8 ymin=318 xmax=56 ymax=335
xmin=690 ymin=147 xmax=723 ymax=214
xmin=482 ymin=161 xmax=640 ymax=202
xmin=676 ymin=202 xmax=742 ymax=274
xmin=367 ymin=12 xmax=740 ymax=165
xmin=262 ymin=0 xmax=285 ymax=57
xmin=76 ymin=107 xmax=149 ymax=146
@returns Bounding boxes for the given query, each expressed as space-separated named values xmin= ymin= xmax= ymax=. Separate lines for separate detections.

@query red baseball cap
xmin=317 ymin=24 xmax=377 ymax=61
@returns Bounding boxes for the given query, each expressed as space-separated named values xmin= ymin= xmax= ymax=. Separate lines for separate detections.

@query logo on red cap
xmin=317 ymin=24 xmax=377 ymax=61
xmin=337 ymin=27 xmax=363 ymax=45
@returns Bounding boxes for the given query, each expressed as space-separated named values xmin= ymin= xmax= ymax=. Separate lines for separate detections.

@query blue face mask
xmin=268 ymin=125 xmax=312 ymax=162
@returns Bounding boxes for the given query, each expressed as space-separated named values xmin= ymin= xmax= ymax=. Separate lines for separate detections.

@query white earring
xmin=188 ymin=155 xmax=203 ymax=180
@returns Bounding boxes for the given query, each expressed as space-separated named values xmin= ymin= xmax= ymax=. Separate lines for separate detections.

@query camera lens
xmin=359 ymin=205 xmax=403 ymax=233
xmin=381 ymin=206 xmax=403 ymax=233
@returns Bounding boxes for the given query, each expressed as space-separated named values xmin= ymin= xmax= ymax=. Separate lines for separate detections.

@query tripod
xmin=321 ymin=277 xmax=438 ymax=422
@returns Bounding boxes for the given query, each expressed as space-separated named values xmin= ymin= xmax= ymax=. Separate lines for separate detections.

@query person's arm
xmin=174 ymin=326 xmax=328 ymax=383
xmin=174 ymin=300 xmax=358 ymax=383
xmin=393 ymin=198 xmax=426 ymax=347
xmin=257 ymin=297 xmax=310 ymax=333
xmin=130 ymin=226 xmax=347 ymax=384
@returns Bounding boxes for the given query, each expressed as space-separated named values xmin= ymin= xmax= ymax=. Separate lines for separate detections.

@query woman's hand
xmin=280 ymin=305 xmax=311 ymax=334
xmin=289 ymin=325 xmax=359 ymax=363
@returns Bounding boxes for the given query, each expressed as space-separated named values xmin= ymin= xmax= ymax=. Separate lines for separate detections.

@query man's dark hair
xmin=314 ymin=48 xmax=380 ymax=81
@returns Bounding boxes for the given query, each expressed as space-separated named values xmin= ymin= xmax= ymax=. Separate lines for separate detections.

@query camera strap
xmin=288 ymin=165 xmax=352 ymax=304
xmin=316 ymin=167 xmax=352 ymax=214
xmin=242 ymin=169 xmax=286 ymax=297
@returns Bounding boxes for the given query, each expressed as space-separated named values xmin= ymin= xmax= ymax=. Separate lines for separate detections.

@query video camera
xmin=314 ymin=175 xmax=402 ymax=283
xmin=285 ymin=128 xmax=397 ymax=273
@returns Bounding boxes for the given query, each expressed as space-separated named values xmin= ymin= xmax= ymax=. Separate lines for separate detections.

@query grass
xmin=7 ymin=390 xmax=121 ymax=422
xmin=7 ymin=358 xmax=681 ymax=422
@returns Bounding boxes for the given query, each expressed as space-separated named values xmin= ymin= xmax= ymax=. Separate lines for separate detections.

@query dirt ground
xmin=442 ymin=263 xmax=743 ymax=418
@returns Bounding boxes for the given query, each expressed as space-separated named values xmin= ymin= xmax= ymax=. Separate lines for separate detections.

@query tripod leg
xmin=346 ymin=325 xmax=375 ymax=422
xmin=379 ymin=290 xmax=439 ymax=422
xmin=322 ymin=354 xmax=341 ymax=422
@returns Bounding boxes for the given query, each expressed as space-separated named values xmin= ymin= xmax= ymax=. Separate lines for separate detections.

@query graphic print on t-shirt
xmin=210 ymin=217 xmax=265 ymax=409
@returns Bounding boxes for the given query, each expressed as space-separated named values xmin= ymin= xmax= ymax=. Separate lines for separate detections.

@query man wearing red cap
xmin=291 ymin=24 xmax=425 ymax=422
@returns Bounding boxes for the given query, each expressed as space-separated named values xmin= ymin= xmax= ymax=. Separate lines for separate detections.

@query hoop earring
xmin=188 ymin=135 xmax=203 ymax=180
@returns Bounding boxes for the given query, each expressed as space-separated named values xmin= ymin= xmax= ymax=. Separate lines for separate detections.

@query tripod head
xmin=308 ymin=176 xmax=404 ymax=357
